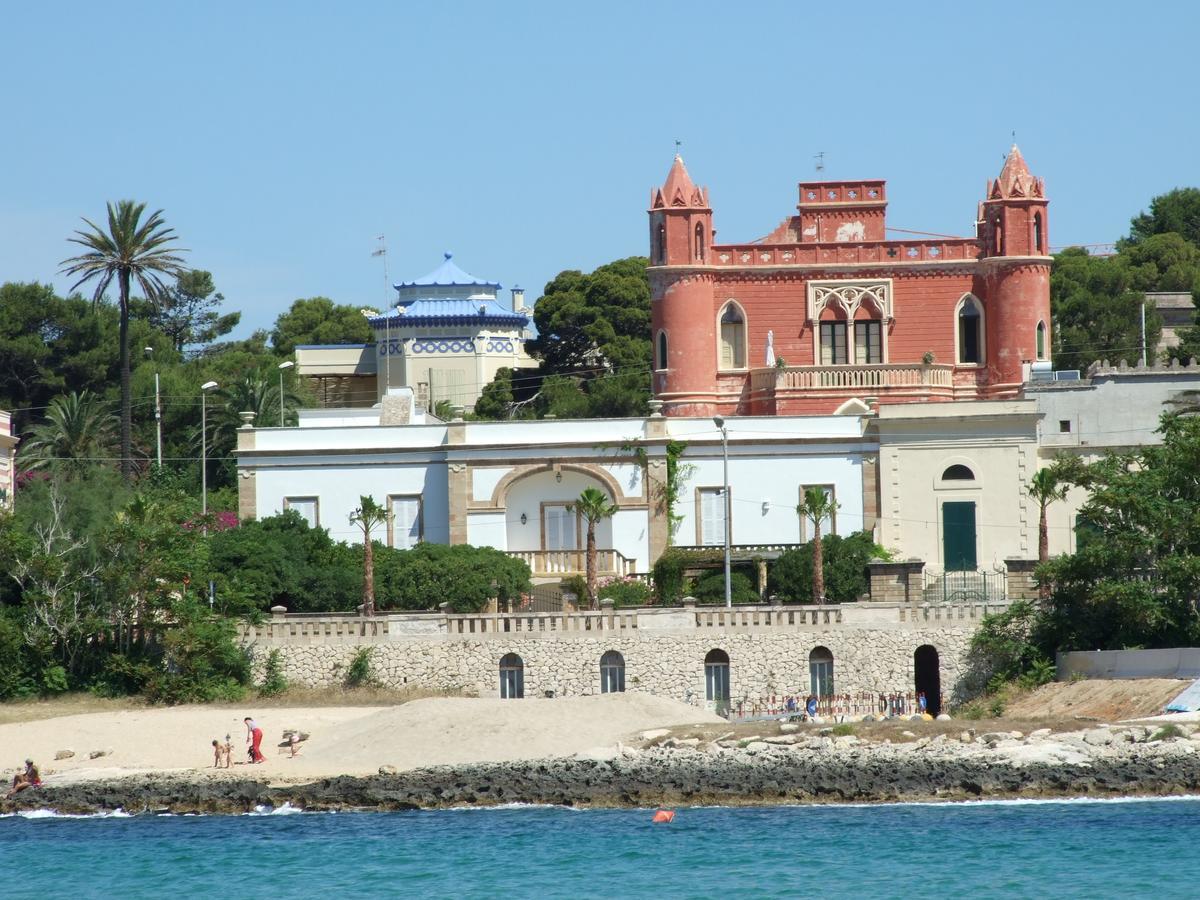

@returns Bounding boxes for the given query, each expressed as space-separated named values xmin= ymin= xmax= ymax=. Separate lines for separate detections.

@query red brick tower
xmin=649 ymin=156 xmax=717 ymax=415
xmin=979 ymin=145 xmax=1052 ymax=395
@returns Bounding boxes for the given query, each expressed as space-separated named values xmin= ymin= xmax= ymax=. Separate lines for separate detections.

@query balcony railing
xmin=504 ymin=548 xmax=636 ymax=577
xmin=751 ymin=363 xmax=955 ymax=392
xmin=711 ymin=238 xmax=980 ymax=269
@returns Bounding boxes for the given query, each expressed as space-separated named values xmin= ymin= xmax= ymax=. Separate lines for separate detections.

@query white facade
xmin=237 ymin=412 xmax=875 ymax=577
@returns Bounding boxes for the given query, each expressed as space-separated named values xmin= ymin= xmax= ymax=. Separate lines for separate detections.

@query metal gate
xmin=923 ymin=570 xmax=1006 ymax=603
xmin=517 ymin=583 xmax=568 ymax=613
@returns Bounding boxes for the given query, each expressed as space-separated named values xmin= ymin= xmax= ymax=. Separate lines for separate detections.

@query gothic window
xmin=657 ymin=224 xmax=666 ymax=263
xmin=1034 ymin=213 xmax=1044 ymax=254
xmin=957 ymin=297 xmax=983 ymax=365
xmin=855 ymin=320 xmax=883 ymax=364
xmin=694 ymin=223 xmax=705 ymax=262
xmin=657 ymin=331 xmax=668 ymax=371
xmin=819 ymin=321 xmax=848 ymax=365
xmin=719 ymin=303 xmax=746 ymax=369
xmin=1036 ymin=321 xmax=1047 ymax=360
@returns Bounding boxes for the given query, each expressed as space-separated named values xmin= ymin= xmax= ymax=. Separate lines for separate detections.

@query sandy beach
xmin=0 ymin=693 xmax=724 ymax=786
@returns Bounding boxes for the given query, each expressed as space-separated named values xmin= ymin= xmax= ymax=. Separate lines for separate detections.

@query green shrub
xmin=767 ymin=531 xmax=886 ymax=603
xmin=0 ymin=611 xmax=36 ymax=700
xmin=259 ymin=649 xmax=288 ymax=697
xmin=346 ymin=647 xmax=374 ymax=688
xmin=40 ymin=664 xmax=69 ymax=695
xmin=1151 ymin=724 xmax=1184 ymax=741
xmin=651 ymin=549 xmax=689 ymax=604
xmin=831 ymin=723 xmax=855 ymax=737
xmin=146 ymin=602 xmax=250 ymax=705
xmin=968 ymin=601 xmax=1042 ymax=689
xmin=92 ymin=653 xmax=157 ymax=698
xmin=373 ymin=543 xmax=532 ymax=613
xmin=559 ymin=575 xmax=588 ymax=604
xmin=692 ymin=571 xmax=760 ymax=604
xmin=597 ymin=577 xmax=652 ymax=607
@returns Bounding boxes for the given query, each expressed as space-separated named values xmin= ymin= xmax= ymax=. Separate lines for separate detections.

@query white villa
xmin=295 ymin=253 xmax=534 ymax=411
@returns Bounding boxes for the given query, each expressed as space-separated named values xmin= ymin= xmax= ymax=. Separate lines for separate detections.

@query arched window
xmin=719 ymin=303 xmax=746 ymax=370
xmin=941 ymin=464 xmax=975 ymax=481
xmin=957 ymin=297 xmax=983 ymax=364
xmin=1034 ymin=213 xmax=1044 ymax=254
xmin=1036 ymin=320 xmax=1047 ymax=360
xmin=657 ymin=224 xmax=666 ymax=264
xmin=657 ymin=331 xmax=668 ymax=371
xmin=704 ymin=648 xmax=730 ymax=706
xmin=694 ymin=222 xmax=705 ymax=262
xmin=809 ymin=646 xmax=834 ymax=697
xmin=600 ymin=650 xmax=625 ymax=693
xmin=499 ymin=653 xmax=524 ymax=699
xmin=819 ymin=310 xmax=849 ymax=365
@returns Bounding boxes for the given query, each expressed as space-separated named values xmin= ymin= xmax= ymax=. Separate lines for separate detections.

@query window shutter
xmin=390 ymin=497 xmax=421 ymax=550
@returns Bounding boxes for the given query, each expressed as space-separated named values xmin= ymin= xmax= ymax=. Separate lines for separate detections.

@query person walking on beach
xmin=245 ymin=717 xmax=266 ymax=763
xmin=7 ymin=759 xmax=41 ymax=798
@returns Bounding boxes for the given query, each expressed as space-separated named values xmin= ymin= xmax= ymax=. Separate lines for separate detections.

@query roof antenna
xmin=371 ymin=235 xmax=391 ymax=392
xmin=814 ymin=151 xmax=825 ymax=174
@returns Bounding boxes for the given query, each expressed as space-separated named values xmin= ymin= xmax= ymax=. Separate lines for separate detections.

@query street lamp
xmin=277 ymin=360 xmax=294 ymax=427
xmin=145 ymin=347 xmax=162 ymax=468
xmin=200 ymin=381 xmax=219 ymax=525
xmin=713 ymin=415 xmax=731 ymax=609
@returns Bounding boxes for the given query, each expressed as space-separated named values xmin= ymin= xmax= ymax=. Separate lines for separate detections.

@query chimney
xmin=511 ymin=285 xmax=525 ymax=312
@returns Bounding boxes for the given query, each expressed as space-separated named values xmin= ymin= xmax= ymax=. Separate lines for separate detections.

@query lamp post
xmin=145 ymin=347 xmax=162 ymax=468
xmin=713 ymin=415 xmax=731 ymax=609
xmin=200 ymin=381 xmax=219 ymax=527
xmin=277 ymin=360 xmax=294 ymax=427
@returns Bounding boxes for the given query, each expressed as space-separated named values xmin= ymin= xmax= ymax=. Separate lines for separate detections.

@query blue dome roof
xmin=367 ymin=298 xmax=528 ymax=329
xmin=392 ymin=252 xmax=501 ymax=291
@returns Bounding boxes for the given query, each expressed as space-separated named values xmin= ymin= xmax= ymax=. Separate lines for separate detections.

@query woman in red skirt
xmin=244 ymin=717 xmax=266 ymax=763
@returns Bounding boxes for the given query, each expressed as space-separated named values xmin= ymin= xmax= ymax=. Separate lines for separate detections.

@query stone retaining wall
xmin=244 ymin=603 xmax=996 ymax=705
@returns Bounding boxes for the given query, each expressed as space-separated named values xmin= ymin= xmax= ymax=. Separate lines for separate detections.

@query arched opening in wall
xmin=1036 ymin=321 xmax=1047 ymax=360
xmin=705 ymin=648 xmax=730 ymax=712
xmin=718 ymin=303 xmax=746 ymax=370
xmin=694 ymin=222 xmax=705 ymax=262
xmin=941 ymin=464 xmax=975 ymax=481
xmin=957 ymin=297 xmax=983 ymax=365
xmin=913 ymin=645 xmax=941 ymax=716
xmin=657 ymin=331 xmax=668 ymax=371
xmin=1034 ymin=213 xmax=1044 ymax=254
xmin=657 ymin=224 xmax=666 ymax=264
xmin=853 ymin=303 xmax=883 ymax=364
xmin=600 ymin=650 xmax=625 ymax=693
xmin=994 ymin=219 xmax=1004 ymax=255
xmin=499 ymin=653 xmax=524 ymax=699
xmin=809 ymin=646 xmax=834 ymax=697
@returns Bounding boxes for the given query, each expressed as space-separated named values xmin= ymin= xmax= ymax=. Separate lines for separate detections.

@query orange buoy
xmin=652 ymin=809 xmax=675 ymax=823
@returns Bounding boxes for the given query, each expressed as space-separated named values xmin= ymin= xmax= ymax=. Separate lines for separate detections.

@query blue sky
xmin=2 ymin=0 xmax=1196 ymax=341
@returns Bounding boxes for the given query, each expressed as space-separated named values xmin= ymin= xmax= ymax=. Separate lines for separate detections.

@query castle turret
xmin=649 ymin=156 xmax=717 ymax=415
xmin=979 ymin=145 xmax=1052 ymax=394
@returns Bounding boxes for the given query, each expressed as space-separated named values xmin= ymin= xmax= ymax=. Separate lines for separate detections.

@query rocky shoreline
xmin=6 ymin=721 xmax=1200 ymax=815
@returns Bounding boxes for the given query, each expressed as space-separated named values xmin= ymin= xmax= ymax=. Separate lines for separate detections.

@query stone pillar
xmin=236 ymin=425 xmax=256 ymax=521
xmin=1004 ymin=558 xmax=1039 ymax=600
xmin=600 ymin=597 xmax=615 ymax=628
xmin=867 ymin=559 xmax=925 ymax=603
xmin=756 ymin=558 xmax=768 ymax=598
xmin=447 ymin=421 xmax=469 ymax=545
xmin=861 ymin=455 xmax=879 ymax=537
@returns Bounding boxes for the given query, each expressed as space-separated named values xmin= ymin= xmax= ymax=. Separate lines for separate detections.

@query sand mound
xmin=0 ymin=693 xmax=721 ymax=784
xmin=1001 ymin=678 xmax=1191 ymax=721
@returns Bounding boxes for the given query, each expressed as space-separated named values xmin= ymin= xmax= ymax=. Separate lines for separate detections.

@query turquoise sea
xmin=5 ymin=797 xmax=1200 ymax=898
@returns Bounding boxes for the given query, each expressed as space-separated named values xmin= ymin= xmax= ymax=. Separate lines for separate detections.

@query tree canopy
xmin=270 ymin=297 xmax=374 ymax=356
xmin=1125 ymin=187 xmax=1200 ymax=250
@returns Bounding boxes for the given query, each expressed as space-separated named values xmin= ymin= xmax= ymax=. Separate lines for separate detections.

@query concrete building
xmin=1147 ymin=291 xmax=1196 ymax=356
xmin=649 ymin=146 xmax=1053 ymax=416
xmin=295 ymin=253 xmax=534 ymax=411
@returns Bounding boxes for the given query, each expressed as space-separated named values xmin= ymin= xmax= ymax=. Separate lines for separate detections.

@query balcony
xmin=504 ymin=549 xmax=637 ymax=579
xmin=748 ymin=363 xmax=960 ymax=413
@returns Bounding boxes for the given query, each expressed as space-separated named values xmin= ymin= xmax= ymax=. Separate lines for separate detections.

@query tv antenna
xmin=814 ymin=152 xmax=825 ymax=174
xmin=371 ymin=235 xmax=391 ymax=391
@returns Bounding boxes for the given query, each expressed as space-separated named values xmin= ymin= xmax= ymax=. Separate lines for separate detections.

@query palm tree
xmin=349 ymin=495 xmax=390 ymax=616
xmin=570 ymin=487 xmax=618 ymax=609
xmin=797 ymin=487 xmax=839 ymax=604
xmin=20 ymin=391 xmax=119 ymax=477
xmin=60 ymin=201 xmax=188 ymax=481
xmin=1028 ymin=467 xmax=1070 ymax=600
xmin=211 ymin=371 xmax=303 ymax=454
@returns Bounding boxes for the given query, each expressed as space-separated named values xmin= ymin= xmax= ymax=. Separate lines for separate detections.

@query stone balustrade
xmin=750 ymin=363 xmax=955 ymax=393
xmin=712 ymin=239 xmax=980 ymax=269
xmin=504 ymin=548 xmax=636 ymax=577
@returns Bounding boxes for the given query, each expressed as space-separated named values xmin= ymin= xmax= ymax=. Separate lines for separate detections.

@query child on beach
xmin=211 ymin=739 xmax=231 ymax=768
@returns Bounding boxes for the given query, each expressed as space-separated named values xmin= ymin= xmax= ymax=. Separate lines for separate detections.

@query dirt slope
xmin=1001 ymin=678 xmax=1191 ymax=721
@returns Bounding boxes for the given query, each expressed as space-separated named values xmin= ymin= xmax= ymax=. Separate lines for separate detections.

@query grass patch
xmin=831 ymin=723 xmax=855 ymax=737
xmin=1151 ymin=724 xmax=1185 ymax=742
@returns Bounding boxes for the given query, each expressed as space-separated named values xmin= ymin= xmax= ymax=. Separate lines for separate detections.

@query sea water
xmin=4 ymin=797 xmax=1200 ymax=898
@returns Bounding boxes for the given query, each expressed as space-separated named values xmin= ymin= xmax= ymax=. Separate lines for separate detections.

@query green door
xmin=942 ymin=501 xmax=977 ymax=571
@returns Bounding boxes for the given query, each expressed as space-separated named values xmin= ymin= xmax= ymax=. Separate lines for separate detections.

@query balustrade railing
xmin=505 ymin=548 xmax=636 ymax=576
xmin=752 ymin=363 xmax=954 ymax=393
